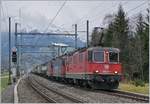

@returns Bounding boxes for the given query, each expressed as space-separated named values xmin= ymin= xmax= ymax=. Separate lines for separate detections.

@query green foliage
xmin=90 ymin=27 xmax=104 ymax=46
xmin=134 ymin=12 xmax=149 ymax=81
xmin=0 ymin=76 xmax=9 ymax=92
xmin=112 ymin=5 xmax=129 ymax=62
xmin=103 ymin=22 xmax=114 ymax=47
xmin=133 ymin=79 xmax=145 ymax=87
xmin=90 ymin=27 xmax=100 ymax=46
xmin=119 ymin=82 xmax=149 ymax=95
xmin=124 ymin=73 xmax=130 ymax=80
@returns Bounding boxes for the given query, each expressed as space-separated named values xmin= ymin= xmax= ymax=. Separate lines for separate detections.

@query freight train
xmin=32 ymin=47 xmax=122 ymax=89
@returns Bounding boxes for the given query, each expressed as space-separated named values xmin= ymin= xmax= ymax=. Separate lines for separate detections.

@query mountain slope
xmin=1 ymin=32 xmax=85 ymax=70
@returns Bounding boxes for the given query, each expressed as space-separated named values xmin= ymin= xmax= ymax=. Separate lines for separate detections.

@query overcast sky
xmin=0 ymin=0 xmax=149 ymax=41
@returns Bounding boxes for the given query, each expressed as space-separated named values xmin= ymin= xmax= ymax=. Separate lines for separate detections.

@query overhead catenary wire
xmin=76 ymin=1 xmax=129 ymax=29
xmin=44 ymin=0 xmax=67 ymax=33
xmin=77 ymin=1 xmax=147 ymax=30
xmin=126 ymin=1 xmax=148 ymax=14
xmin=82 ymin=1 xmax=129 ymax=24
xmin=61 ymin=1 xmax=130 ymax=32
xmin=74 ymin=1 xmax=107 ymax=25
xmin=64 ymin=1 xmax=119 ymax=31
xmin=128 ymin=9 xmax=148 ymax=24
xmin=76 ymin=1 xmax=148 ymax=43
xmin=1 ymin=3 xmax=8 ymax=32
xmin=34 ymin=0 xmax=67 ymax=46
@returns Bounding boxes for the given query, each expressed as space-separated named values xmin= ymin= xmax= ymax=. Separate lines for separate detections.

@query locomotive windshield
xmin=109 ymin=52 xmax=119 ymax=62
xmin=93 ymin=52 xmax=104 ymax=62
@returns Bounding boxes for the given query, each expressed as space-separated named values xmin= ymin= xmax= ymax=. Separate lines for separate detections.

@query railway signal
xmin=12 ymin=48 xmax=17 ymax=63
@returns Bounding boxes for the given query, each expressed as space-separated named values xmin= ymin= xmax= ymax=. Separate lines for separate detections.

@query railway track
xmin=27 ymin=77 xmax=57 ymax=103
xmin=27 ymin=76 xmax=86 ymax=103
xmin=62 ymin=81 xmax=149 ymax=102
xmin=86 ymin=89 xmax=149 ymax=103
xmin=110 ymin=90 xmax=149 ymax=103
xmin=31 ymin=74 xmax=149 ymax=103
xmin=79 ymin=87 xmax=149 ymax=102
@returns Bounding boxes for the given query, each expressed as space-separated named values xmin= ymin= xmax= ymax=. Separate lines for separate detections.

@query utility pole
xmin=0 ymin=1 xmax=2 ymax=35
xmin=19 ymin=8 xmax=22 ymax=76
xmin=15 ymin=23 xmax=18 ymax=47
xmin=20 ymin=32 xmax=23 ymax=76
xmin=75 ymin=24 xmax=77 ymax=49
xmin=20 ymin=29 xmax=23 ymax=76
xmin=86 ymin=20 xmax=89 ymax=47
xmin=8 ymin=17 xmax=11 ymax=85
xmin=15 ymin=23 xmax=19 ymax=77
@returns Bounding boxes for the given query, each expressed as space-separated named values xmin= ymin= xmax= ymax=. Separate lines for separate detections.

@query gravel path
xmin=31 ymin=74 xmax=142 ymax=103
xmin=17 ymin=75 xmax=48 ymax=103
xmin=1 ymin=84 xmax=15 ymax=103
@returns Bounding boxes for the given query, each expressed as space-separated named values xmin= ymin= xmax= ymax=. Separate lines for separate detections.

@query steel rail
xmin=77 ymin=86 xmax=149 ymax=102
xmin=111 ymin=90 xmax=149 ymax=102
xmin=29 ymin=76 xmax=86 ymax=103
xmin=64 ymin=79 xmax=149 ymax=102
xmin=92 ymin=89 xmax=149 ymax=103
xmin=31 ymin=74 xmax=149 ymax=103
xmin=65 ymin=83 xmax=149 ymax=102
xmin=27 ymin=77 xmax=57 ymax=103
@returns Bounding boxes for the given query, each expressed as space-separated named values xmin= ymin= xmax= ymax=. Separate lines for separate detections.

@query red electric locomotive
xmin=46 ymin=47 xmax=122 ymax=89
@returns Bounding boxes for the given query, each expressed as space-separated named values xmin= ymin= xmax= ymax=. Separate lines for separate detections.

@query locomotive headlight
xmin=106 ymin=51 xmax=109 ymax=54
xmin=95 ymin=70 xmax=99 ymax=73
xmin=114 ymin=71 xmax=118 ymax=74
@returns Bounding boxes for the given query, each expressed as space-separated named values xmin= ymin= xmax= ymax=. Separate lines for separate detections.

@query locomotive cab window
xmin=79 ymin=54 xmax=83 ymax=62
xmin=109 ymin=52 xmax=119 ymax=62
xmin=93 ymin=52 xmax=104 ymax=62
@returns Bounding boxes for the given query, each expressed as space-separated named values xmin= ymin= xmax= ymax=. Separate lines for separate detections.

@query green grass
xmin=1 ymin=72 xmax=9 ymax=77
xmin=118 ymin=82 xmax=149 ymax=95
xmin=0 ymin=76 xmax=9 ymax=92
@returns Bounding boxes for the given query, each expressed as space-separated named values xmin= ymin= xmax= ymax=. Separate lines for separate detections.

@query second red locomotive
xmin=32 ymin=47 xmax=122 ymax=89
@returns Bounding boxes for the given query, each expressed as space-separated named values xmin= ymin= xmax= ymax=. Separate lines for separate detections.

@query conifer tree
xmin=90 ymin=27 xmax=101 ymax=46
xmin=112 ymin=5 xmax=129 ymax=75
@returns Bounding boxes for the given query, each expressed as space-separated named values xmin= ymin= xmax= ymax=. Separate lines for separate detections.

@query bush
xmin=124 ymin=73 xmax=130 ymax=80
xmin=133 ymin=79 xmax=145 ymax=87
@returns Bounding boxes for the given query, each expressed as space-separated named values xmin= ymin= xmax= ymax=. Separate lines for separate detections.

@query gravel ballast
xmin=17 ymin=75 xmax=48 ymax=103
xmin=1 ymin=84 xmax=15 ymax=103
xmin=30 ymin=74 xmax=142 ymax=103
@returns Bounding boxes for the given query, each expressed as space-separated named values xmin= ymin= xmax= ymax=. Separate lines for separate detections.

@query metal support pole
xmin=20 ymin=8 xmax=22 ymax=74
xmin=15 ymin=23 xmax=17 ymax=47
xmin=86 ymin=20 xmax=89 ymax=47
xmin=52 ymin=46 xmax=55 ymax=58
xmin=15 ymin=23 xmax=19 ymax=77
xmin=18 ymin=40 xmax=20 ymax=77
xmin=20 ymin=31 xmax=23 ymax=76
xmin=8 ymin=17 xmax=11 ymax=85
xmin=58 ymin=47 xmax=60 ymax=56
xmin=75 ymin=24 xmax=77 ymax=49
